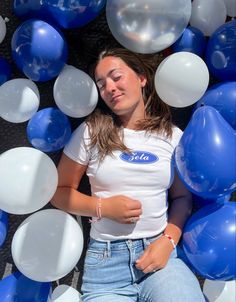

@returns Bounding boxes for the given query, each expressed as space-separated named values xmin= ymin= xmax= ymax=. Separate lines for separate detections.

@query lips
xmin=111 ymin=94 xmax=123 ymax=103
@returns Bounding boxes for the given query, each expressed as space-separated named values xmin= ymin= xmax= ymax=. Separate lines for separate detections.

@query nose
xmin=106 ymin=78 xmax=116 ymax=93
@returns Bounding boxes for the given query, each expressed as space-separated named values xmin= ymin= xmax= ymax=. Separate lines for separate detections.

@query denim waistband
xmin=88 ymin=233 xmax=163 ymax=251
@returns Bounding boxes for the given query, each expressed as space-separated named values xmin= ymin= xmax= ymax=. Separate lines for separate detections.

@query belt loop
xmin=143 ymin=238 xmax=150 ymax=249
xmin=106 ymin=240 xmax=111 ymax=257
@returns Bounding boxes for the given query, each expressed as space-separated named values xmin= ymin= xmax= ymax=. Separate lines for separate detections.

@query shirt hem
xmin=90 ymin=224 xmax=167 ymax=242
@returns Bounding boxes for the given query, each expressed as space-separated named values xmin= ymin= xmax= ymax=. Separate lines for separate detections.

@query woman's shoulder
xmin=72 ymin=121 xmax=90 ymax=137
xmin=172 ymin=125 xmax=183 ymax=137
xmin=65 ymin=121 xmax=91 ymax=150
xmin=170 ymin=125 xmax=183 ymax=148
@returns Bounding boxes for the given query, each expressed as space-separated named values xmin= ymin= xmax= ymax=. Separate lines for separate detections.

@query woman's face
xmin=95 ymin=56 xmax=147 ymax=121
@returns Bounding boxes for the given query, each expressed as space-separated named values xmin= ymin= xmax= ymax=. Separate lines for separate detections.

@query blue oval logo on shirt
xmin=120 ymin=151 xmax=159 ymax=164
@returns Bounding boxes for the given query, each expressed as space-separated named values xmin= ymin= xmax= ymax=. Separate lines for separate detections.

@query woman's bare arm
xmin=50 ymin=153 xmax=98 ymax=217
xmin=165 ymin=171 xmax=192 ymax=245
xmin=51 ymin=153 xmax=142 ymax=222
xmin=135 ymin=171 xmax=192 ymax=273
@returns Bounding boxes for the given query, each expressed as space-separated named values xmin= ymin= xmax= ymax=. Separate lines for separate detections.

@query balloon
xmin=205 ymin=20 xmax=236 ymax=81
xmin=0 ymin=16 xmax=6 ymax=44
xmin=11 ymin=19 xmax=68 ymax=82
xmin=154 ymin=52 xmax=209 ymax=107
xmin=175 ymin=106 xmax=236 ymax=198
xmin=0 ymin=147 xmax=58 ymax=214
xmin=195 ymin=82 xmax=236 ymax=129
xmin=0 ymin=57 xmax=12 ymax=86
xmin=0 ymin=78 xmax=40 ymax=123
xmin=11 ymin=209 xmax=84 ymax=282
xmin=223 ymin=0 xmax=236 ymax=17
xmin=106 ymin=0 xmax=192 ymax=54
xmin=51 ymin=284 xmax=81 ymax=302
xmin=27 ymin=107 xmax=71 ymax=152
xmin=203 ymin=279 xmax=236 ymax=302
xmin=53 ymin=65 xmax=98 ymax=118
xmin=192 ymin=194 xmax=231 ymax=210
xmin=0 ymin=271 xmax=51 ymax=302
xmin=171 ymin=26 xmax=206 ymax=57
xmin=13 ymin=0 xmax=106 ymax=29
xmin=43 ymin=0 xmax=106 ymax=29
xmin=0 ymin=210 xmax=8 ymax=247
xmin=13 ymin=0 xmax=44 ymax=20
xmin=182 ymin=201 xmax=236 ymax=280
xmin=190 ymin=0 xmax=227 ymax=37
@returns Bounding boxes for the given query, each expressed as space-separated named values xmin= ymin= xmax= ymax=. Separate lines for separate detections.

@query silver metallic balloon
xmin=106 ymin=0 xmax=192 ymax=53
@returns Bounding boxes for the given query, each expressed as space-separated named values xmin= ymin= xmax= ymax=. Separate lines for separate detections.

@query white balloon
xmin=53 ymin=65 xmax=98 ymax=118
xmin=11 ymin=209 xmax=84 ymax=282
xmin=51 ymin=284 xmax=81 ymax=302
xmin=223 ymin=0 xmax=236 ymax=17
xmin=0 ymin=147 xmax=58 ymax=214
xmin=106 ymin=0 xmax=192 ymax=53
xmin=0 ymin=16 xmax=6 ymax=44
xmin=190 ymin=0 xmax=227 ymax=36
xmin=0 ymin=78 xmax=40 ymax=123
xmin=154 ymin=52 xmax=209 ymax=108
xmin=203 ymin=279 xmax=236 ymax=302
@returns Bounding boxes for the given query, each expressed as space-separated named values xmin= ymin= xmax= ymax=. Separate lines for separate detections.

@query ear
xmin=139 ymin=74 xmax=147 ymax=88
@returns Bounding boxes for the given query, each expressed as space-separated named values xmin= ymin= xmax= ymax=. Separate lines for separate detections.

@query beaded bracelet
xmin=163 ymin=233 xmax=176 ymax=249
xmin=89 ymin=198 xmax=102 ymax=223
xmin=95 ymin=197 xmax=102 ymax=221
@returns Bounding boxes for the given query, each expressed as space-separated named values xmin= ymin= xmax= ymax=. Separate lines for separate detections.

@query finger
xmin=135 ymin=249 xmax=150 ymax=269
xmin=125 ymin=216 xmax=140 ymax=224
xmin=136 ymin=252 xmax=157 ymax=274
xmin=129 ymin=200 xmax=142 ymax=210
xmin=124 ymin=209 xmax=142 ymax=222
xmin=142 ymin=264 xmax=157 ymax=274
xmin=128 ymin=209 xmax=142 ymax=217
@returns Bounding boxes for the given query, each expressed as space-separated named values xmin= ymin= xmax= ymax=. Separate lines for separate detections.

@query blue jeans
xmin=81 ymin=236 xmax=205 ymax=302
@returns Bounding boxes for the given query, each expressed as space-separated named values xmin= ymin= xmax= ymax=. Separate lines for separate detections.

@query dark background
xmin=0 ymin=1 xmax=195 ymax=291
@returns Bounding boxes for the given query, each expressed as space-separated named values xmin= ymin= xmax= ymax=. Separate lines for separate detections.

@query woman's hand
xmin=102 ymin=195 xmax=142 ymax=224
xmin=135 ymin=235 xmax=174 ymax=273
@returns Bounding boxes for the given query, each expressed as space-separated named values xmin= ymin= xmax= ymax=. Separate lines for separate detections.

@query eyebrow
xmin=96 ymin=68 xmax=120 ymax=84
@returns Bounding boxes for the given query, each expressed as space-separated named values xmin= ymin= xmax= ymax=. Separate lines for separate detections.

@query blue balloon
xmin=192 ymin=193 xmax=231 ymax=210
xmin=175 ymin=106 xmax=236 ymax=199
xmin=13 ymin=0 xmax=106 ymax=29
xmin=13 ymin=0 xmax=43 ymax=20
xmin=11 ymin=19 xmax=68 ymax=82
xmin=182 ymin=201 xmax=236 ymax=280
xmin=0 ymin=271 xmax=51 ymax=302
xmin=172 ymin=26 xmax=206 ymax=57
xmin=0 ymin=57 xmax=12 ymax=86
xmin=195 ymin=81 xmax=236 ymax=130
xmin=27 ymin=107 xmax=71 ymax=152
xmin=205 ymin=20 xmax=236 ymax=81
xmin=43 ymin=0 xmax=106 ymax=29
xmin=0 ymin=210 xmax=8 ymax=247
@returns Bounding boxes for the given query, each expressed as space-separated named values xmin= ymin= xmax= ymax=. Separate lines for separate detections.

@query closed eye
xmin=111 ymin=70 xmax=122 ymax=82
xmin=113 ymin=75 xmax=122 ymax=82
xmin=97 ymin=81 xmax=105 ymax=90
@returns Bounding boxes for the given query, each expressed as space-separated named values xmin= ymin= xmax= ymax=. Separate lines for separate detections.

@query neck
xmin=119 ymin=101 xmax=145 ymax=130
xmin=120 ymin=113 xmax=145 ymax=130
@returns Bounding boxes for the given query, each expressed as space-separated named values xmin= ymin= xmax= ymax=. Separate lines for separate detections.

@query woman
xmin=51 ymin=48 xmax=205 ymax=302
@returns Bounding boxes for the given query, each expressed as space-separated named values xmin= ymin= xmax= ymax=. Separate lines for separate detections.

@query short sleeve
xmin=171 ymin=127 xmax=183 ymax=149
xmin=63 ymin=122 xmax=91 ymax=165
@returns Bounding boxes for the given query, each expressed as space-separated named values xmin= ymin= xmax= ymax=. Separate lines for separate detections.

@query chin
xmin=112 ymin=106 xmax=128 ymax=115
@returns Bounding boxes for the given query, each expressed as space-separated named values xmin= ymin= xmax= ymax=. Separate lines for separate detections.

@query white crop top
xmin=63 ymin=122 xmax=182 ymax=241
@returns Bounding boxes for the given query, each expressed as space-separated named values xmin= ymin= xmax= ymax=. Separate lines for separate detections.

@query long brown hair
xmin=86 ymin=47 xmax=173 ymax=160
